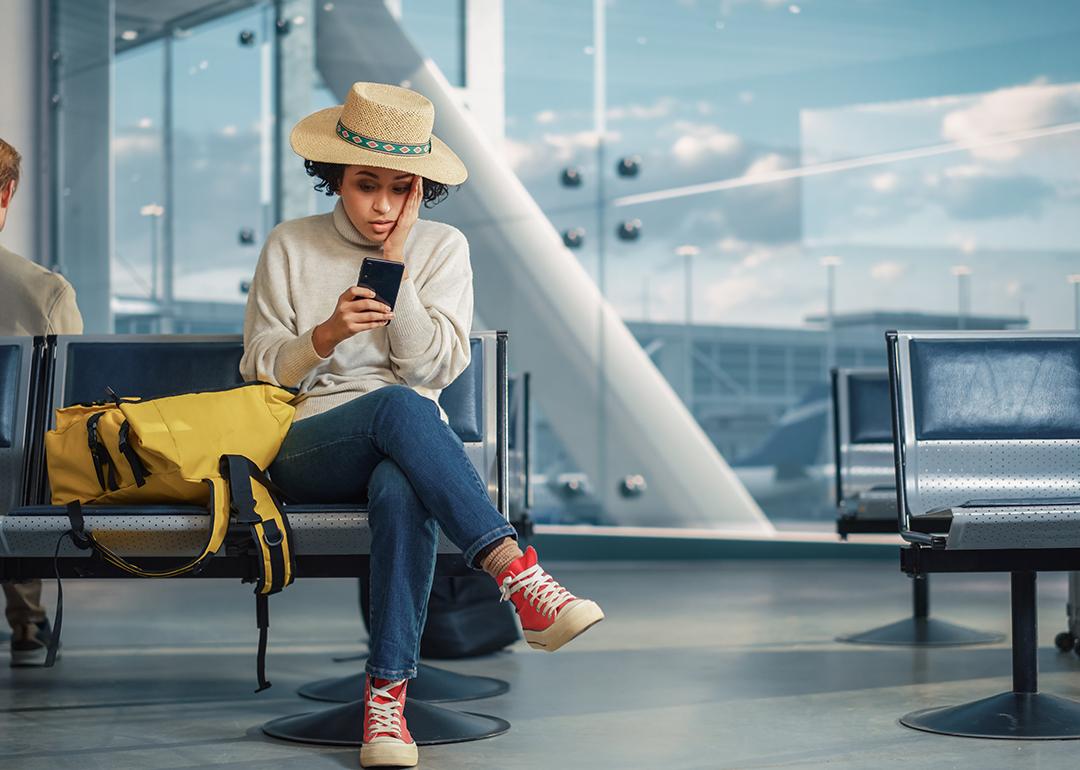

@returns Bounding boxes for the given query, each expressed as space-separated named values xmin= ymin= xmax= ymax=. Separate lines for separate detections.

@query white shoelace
xmin=499 ymin=563 xmax=573 ymax=618
xmin=367 ymin=679 xmax=407 ymax=738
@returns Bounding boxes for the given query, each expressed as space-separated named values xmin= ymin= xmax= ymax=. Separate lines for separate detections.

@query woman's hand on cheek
xmin=381 ymin=175 xmax=421 ymax=265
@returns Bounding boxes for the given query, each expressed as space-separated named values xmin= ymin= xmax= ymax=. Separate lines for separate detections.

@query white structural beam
xmin=463 ymin=0 xmax=505 ymax=145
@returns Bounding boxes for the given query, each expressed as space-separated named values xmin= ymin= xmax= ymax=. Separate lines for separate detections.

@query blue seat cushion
xmin=439 ymin=337 xmax=483 ymax=442
xmin=63 ymin=340 xmax=244 ymax=406
xmin=0 ymin=343 xmax=21 ymax=449
xmin=59 ymin=337 xmax=484 ymax=441
xmin=848 ymin=372 xmax=892 ymax=445
xmin=910 ymin=338 xmax=1080 ymax=441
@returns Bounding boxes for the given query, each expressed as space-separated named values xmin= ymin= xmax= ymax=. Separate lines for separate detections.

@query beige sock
xmin=480 ymin=537 xmax=524 ymax=580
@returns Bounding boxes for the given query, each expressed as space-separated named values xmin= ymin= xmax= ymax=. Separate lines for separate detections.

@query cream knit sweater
xmin=240 ymin=199 xmax=473 ymax=423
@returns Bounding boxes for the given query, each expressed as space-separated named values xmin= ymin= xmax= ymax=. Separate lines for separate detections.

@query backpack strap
xmin=221 ymin=455 xmax=294 ymax=595
xmin=117 ymin=420 xmax=149 ymax=487
xmin=221 ymin=454 xmax=296 ymax=692
xmin=86 ymin=412 xmax=120 ymax=492
xmin=59 ymin=477 xmax=232 ymax=580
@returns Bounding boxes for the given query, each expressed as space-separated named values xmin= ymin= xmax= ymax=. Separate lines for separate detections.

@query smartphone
xmin=357 ymin=257 xmax=405 ymax=312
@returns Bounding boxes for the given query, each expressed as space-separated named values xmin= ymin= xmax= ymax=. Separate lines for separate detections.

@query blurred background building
xmin=2 ymin=0 xmax=1078 ymax=533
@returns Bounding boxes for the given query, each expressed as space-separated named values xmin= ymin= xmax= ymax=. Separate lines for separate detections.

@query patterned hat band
xmin=336 ymin=120 xmax=432 ymax=156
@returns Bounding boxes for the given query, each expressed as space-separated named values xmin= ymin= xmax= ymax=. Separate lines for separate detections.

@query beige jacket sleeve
xmin=46 ymin=280 xmax=84 ymax=335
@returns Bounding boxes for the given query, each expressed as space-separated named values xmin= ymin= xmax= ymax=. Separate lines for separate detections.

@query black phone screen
xmin=357 ymin=257 xmax=406 ymax=310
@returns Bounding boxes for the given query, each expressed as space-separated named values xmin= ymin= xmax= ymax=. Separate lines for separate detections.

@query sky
xmin=111 ymin=0 xmax=1080 ymax=330
xmin=493 ymin=0 xmax=1080 ymax=330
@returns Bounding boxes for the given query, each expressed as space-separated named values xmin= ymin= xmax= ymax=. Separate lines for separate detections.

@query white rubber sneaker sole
xmin=523 ymin=598 xmax=605 ymax=652
xmin=360 ymin=738 xmax=418 ymax=768
xmin=10 ymin=645 xmax=52 ymax=668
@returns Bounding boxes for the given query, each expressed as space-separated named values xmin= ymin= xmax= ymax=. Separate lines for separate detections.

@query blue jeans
xmin=268 ymin=385 xmax=518 ymax=681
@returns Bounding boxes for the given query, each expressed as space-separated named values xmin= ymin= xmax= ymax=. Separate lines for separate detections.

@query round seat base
xmin=299 ymin=664 xmax=509 ymax=704
xmin=902 ymin=691 xmax=1080 ymax=739
xmin=837 ymin=617 xmax=1003 ymax=646
xmin=262 ymin=698 xmax=510 ymax=746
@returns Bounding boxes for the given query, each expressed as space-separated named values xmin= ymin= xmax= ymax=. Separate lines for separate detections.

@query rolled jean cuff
xmin=463 ymin=523 xmax=519 ymax=571
xmin=366 ymin=661 xmax=419 ymax=681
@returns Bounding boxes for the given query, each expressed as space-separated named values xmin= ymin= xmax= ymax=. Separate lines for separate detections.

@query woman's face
xmin=338 ymin=165 xmax=416 ymax=243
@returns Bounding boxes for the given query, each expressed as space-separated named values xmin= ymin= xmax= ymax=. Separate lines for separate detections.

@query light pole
xmin=675 ymin=244 xmax=700 ymax=326
xmin=951 ymin=265 xmax=972 ymax=330
xmin=140 ymin=203 xmax=165 ymax=303
xmin=1069 ymin=274 xmax=1080 ymax=331
xmin=674 ymin=244 xmax=700 ymax=408
xmin=821 ymin=256 xmax=841 ymax=374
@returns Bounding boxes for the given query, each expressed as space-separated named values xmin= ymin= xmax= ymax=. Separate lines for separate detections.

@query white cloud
xmin=870 ymin=171 xmax=898 ymax=192
xmin=669 ymin=121 xmax=742 ymax=165
xmin=607 ymin=97 xmax=676 ymax=121
xmin=535 ymin=110 xmax=557 ymax=124
xmin=501 ymin=130 xmax=623 ymax=171
xmin=703 ymin=275 xmax=765 ymax=315
xmin=948 ymin=234 xmax=978 ymax=254
xmin=941 ymin=79 xmax=1080 ymax=162
xmin=743 ymin=152 xmax=790 ymax=179
xmin=739 ymin=248 xmax=772 ymax=269
xmin=544 ymin=129 xmax=620 ymax=160
xmin=715 ymin=236 xmax=748 ymax=253
xmin=943 ymin=164 xmax=985 ymax=179
xmin=870 ymin=260 xmax=906 ymax=281
xmin=502 ymin=137 xmax=535 ymax=171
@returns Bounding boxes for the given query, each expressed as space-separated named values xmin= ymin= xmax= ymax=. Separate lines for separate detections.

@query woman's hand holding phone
xmin=312 ymin=286 xmax=394 ymax=357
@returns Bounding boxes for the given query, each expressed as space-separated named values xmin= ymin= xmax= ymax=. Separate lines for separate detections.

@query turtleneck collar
xmin=332 ymin=199 xmax=383 ymax=249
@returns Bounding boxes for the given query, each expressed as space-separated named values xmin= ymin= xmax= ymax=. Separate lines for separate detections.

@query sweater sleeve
xmin=240 ymin=229 xmax=329 ymax=388
xmin=385 ymin=229 xmax=473 ymax=390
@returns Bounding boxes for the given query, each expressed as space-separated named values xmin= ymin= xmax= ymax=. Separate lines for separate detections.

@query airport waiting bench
xmin=831 ymin=368 xmax=1000 ymax=647
xmin=0 ymin=332 xmax=514 ymax=746
xmin=888 ymin=329 xmax=1080 ymax=739
xmin=833 ymin=368 xmax=903 ymax=537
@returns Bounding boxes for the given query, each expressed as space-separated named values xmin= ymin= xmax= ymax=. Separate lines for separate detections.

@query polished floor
xmin=3 ymin=557 xmax=1080 ymax=769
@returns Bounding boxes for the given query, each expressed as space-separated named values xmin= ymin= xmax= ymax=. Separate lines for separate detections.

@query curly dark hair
xmin=304 ymin=160 xmax=451 ymax=207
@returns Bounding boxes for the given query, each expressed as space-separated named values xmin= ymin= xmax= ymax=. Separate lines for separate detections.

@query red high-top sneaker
xmin=360 ymin=675 xmax=417 ymax=768
xmin=497 ymin=545 xmax=604 ymax=651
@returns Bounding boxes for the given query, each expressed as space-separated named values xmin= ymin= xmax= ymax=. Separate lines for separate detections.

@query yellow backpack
xmin=44 ymin=381 xmax=297 ymax=690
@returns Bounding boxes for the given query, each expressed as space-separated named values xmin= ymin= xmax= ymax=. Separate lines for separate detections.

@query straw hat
xmin=290 ymin=82 xmax=467 ymax=185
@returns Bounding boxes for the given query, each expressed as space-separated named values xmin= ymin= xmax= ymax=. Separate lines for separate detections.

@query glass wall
xmin=110 ymin=3 xmax=275 ymax=333
xmin=503 ymin=0 xmax=1080 ymax=527
xmin=51 ymin=0 xmax=1080 ymax=531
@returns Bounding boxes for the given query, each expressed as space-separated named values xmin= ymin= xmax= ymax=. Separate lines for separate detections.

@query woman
xmin=240 ymin=82 xmax=604 ymax=768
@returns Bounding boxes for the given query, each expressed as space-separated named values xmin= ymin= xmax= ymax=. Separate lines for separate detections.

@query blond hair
xmin=0 ymin=137 xmax=21 ymax=194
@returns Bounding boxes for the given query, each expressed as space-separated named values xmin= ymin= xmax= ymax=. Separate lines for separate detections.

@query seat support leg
xmin=913 ymin=574 xmax=929 ymax=619
xmin=901 ymin=570 xmax=1080 ymax=739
